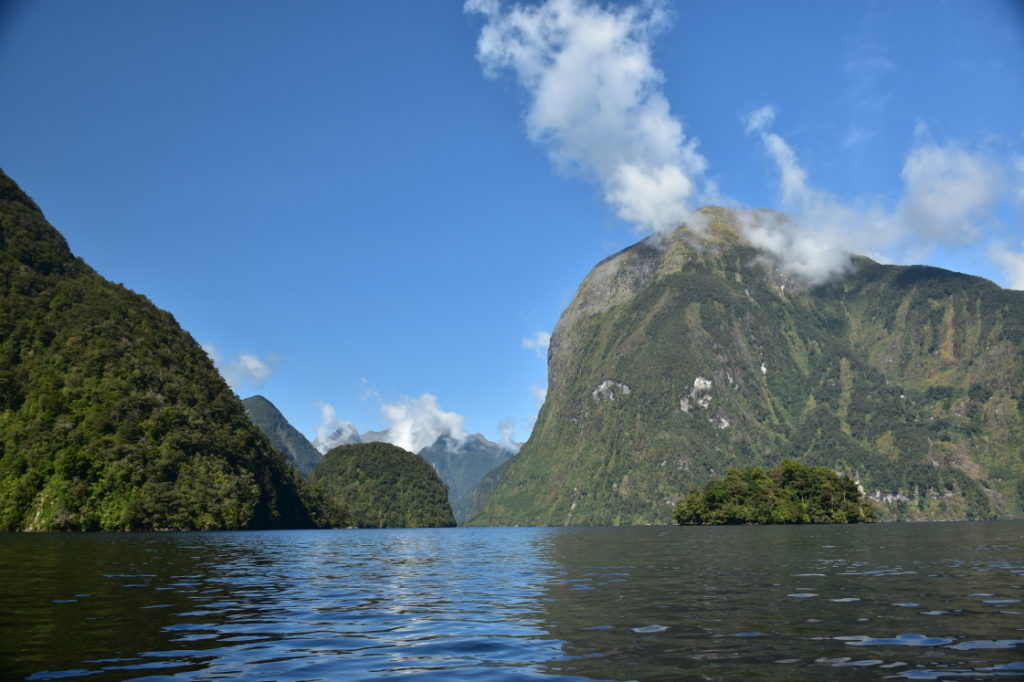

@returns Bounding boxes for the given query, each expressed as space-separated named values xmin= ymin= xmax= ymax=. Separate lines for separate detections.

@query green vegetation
xmin=310 ymin=442 xmax=456 ymax=528
xmin=0 ymin=169 xmax=314 ymax=531
xmin=418 ymin=434 xmax=515 ymax=523
xmin=673 ymin=459 xmax=876 ymax=525
xmin=243 ymin=395 xmax=322 ymax=477
xmin=473 ymin=207 xmax=1024 ymax=526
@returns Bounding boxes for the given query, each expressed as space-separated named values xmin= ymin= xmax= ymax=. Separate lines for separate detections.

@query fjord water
xmin=2 ymin=523 xmax=1022 ymax=681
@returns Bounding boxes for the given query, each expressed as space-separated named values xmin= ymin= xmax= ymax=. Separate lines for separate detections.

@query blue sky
xmin=1 ymin=0 xmax=1021 ymax=450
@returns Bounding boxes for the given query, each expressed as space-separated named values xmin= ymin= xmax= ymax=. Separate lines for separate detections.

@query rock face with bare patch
xmin=472 ymin=207 xmax=1024 ymax=526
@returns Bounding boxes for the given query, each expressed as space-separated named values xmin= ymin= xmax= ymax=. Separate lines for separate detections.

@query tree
xmin=674 ymin=459 xmax=876 ymax=525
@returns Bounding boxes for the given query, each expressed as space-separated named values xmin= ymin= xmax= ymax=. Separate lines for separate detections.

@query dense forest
xmin=310 ymin=442 xmax=456 ymax=528
xmin=674 ymin=459 xmax=876 ymax=525
xmin=0 ymin=170 xmax=314 ymax=531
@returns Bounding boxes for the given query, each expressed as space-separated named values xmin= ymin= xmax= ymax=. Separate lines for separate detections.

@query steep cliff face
xmin=0 ymin=170 xmax=313 ymax=531
xmin=473 ymin=208 xmax=1024 ymax=526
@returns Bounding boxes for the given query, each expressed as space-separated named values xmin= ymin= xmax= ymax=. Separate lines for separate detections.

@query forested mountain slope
xmin=243 ymin=395 xmax=322 ymax=477
xmin=0 ymin=170 xmax=312 ymax=531
xmin=473 ymin=207 xmax=1024 ymax=525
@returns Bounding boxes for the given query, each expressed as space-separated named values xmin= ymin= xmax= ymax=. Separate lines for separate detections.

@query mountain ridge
xmin=473 ymin=207 xmax=1024 ymax=526
xmin=0 ymin=170 xmax=313 ymax=531
xmin=242 ymin=393 xmax=514 ymax=523
xmin=243 ymin=395 xmax=322 ymax=477
xmin=418 ymin=433 xmax=516 ymax=523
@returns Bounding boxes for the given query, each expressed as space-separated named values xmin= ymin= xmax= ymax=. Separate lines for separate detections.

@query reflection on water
xmin=0 ymin=522 xmax=1022 ymax=680
xmin=538 ymin=523 xmax=1024 ymax=680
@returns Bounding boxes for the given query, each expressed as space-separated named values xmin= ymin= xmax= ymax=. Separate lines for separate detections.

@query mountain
xmin=313 ymin=424 xmax=361 ymax=454
xmin=316 ymin=418 xmax=515 ymax=522
xmin=472 ymin=207 xmax=1024 ymax=526
xmin=310 ymin=442 xmax=456 ymax=528
xmin=360 ymin=429 xmax=389 ymax=444
xmin=243 ymin=395 xmax=321 ymax=477
xmin=0 ymin=170 xmax=313 ymax=531
xmin=418 ymin=433 xmax=516 ymax=523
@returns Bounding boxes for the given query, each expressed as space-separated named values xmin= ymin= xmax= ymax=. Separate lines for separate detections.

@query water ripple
xmin=5 ymin=523 xmax=1024 ymax=680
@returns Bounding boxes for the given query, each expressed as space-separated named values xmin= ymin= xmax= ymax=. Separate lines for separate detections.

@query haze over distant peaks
xmin=313 ymin=424 xmax=362 ymax=454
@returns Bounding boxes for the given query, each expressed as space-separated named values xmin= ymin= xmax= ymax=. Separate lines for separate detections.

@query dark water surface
xmin=2 ymin=523 xmax=1023 ymax=681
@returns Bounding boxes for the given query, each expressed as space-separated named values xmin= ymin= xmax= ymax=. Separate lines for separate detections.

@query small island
xmin=674 ymin=459 xmax=876 ymax=525
xmin=310 ymin=442 xmax=456 ymax=529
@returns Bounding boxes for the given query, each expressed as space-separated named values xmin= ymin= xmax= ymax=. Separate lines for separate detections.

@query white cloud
xmin=229 ymin=354 xmax=273 ymax=388
xmin=743 ymin=107 xmax=1017 ymax=286
xmin=1014 ymin=156 xmax=1024 ymax=203
xmin=839 ymin=46 xmax=893 ymax=149
xmin=497 ymin=418 xmax=521 ymax=453
xmin=744 ymin=105 xmax=776 ymax=135
xmin=380 ymin=393 xmax=467 ymax=454
xmin=201 ymin=342 xmax=218 ymax=361
xmin=312 ymin=402 xmax=360 ymax=454
xmin=521 ymin=330 xmax=552 ymax=359
xmin=313 ymin=392 xmax=471 ymax=454
xmin=468 ymin=0 xmax=711 ymax=233
xmin=202 ymin=343 xmax=275 ymax=391
xmin=741 ymin=108 xmax=893 ymax=284
xmin=990 ymin=242 xmax=1024 ymax=290
xmin=899 ymin=128 xmax=1002 ymax=244
xmin=469 ymin=1 xmax=1020 ymax=288
xmin=530 ymin=384 xmax=548 ymax=408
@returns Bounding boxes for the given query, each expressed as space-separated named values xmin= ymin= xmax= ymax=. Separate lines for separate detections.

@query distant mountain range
xmin=244 ymin=397 xmax=513 ymax=523
xmin=419 ymin=433 xmax=516 ymax=523
xmin=472 ymin=207 xmax=1024 ymax=525
xmin=313 ymin=424 xmax=362 ymax=453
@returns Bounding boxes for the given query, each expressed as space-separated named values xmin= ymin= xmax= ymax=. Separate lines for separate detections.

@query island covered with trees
xmin=310 ymin=442 xmax=456 ymax=528
xmin=674 ymin=459 xmax=876 ymax=525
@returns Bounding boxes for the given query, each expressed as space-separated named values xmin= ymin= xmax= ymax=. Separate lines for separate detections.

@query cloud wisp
xmin=313 ymin=402 xmax=361 ymax=454
xmin=744 ymin=108 xmax=1017 ymax=286
xmin=469 ymin=1 xmax=1022 ymax=290
xmin=521 ymin=330 xmax=551 ymax=359
xmin=467 ymin=0 xmax=713 ymax=233
xmin=313 ymin=392 xmax=469 ymax=454
xmin=898 ymin=126 xmax=1003 ymax=245
xmin=380 ymin=393 xmax=469 ymax=454
xmin=990 ymin=242 xmax=1024 ymax=290
xmin=741 ymin=105 xmax=894 ymax=284
xmin=202 ymin=343 xmax=276 ymax=392
xmin=497 ymin=418 xmax=521 ymax=453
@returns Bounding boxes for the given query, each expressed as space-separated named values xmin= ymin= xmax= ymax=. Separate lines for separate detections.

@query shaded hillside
xmin=243 ymin=395 xmax=321 ymax=477
xmin=0 ymin=170 xmax=313 ymax=531
xmin=310 ymin=442 xmax=455 ymax=528
xmin=473 ymin=207 xmax=1024 ymax=526
xmin=419 ymin=433 xmax=516 ymax=523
